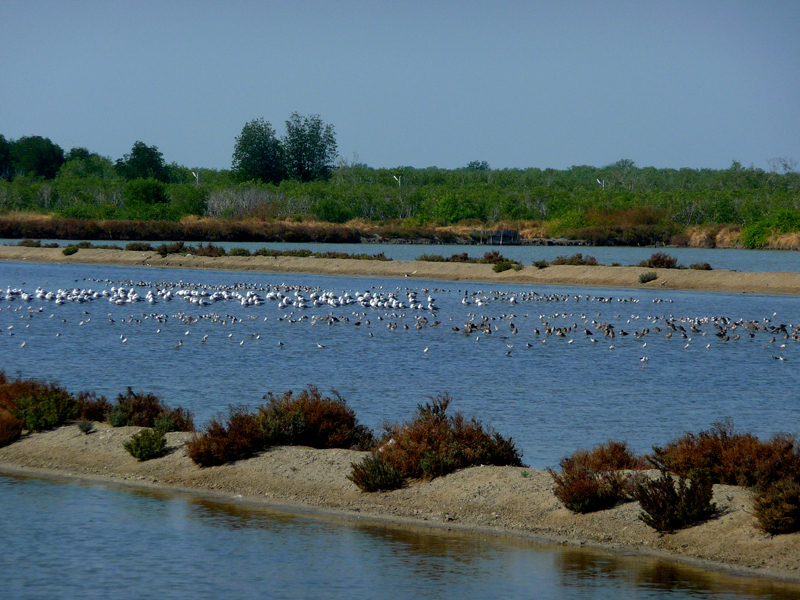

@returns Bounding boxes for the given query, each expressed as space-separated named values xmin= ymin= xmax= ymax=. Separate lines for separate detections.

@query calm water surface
xmin=1 ymin=474 xmax=798 ymax=600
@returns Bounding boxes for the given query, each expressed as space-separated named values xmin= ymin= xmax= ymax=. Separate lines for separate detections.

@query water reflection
xmin=556 ymin=550 xmax=799 ymax=599
xmin=2 ymin=473 xmax=797 ymax=600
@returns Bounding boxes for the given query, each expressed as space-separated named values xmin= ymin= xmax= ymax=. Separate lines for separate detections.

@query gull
xmin=423 ymin=347 xmax=428 ymax=354
xmin=19 ymin=341 xmax=25 ymax=348
xmin=317 ymin=343 xmax=326 ymax=349
xmin=278 ymin=341 xmax=284 ymax=348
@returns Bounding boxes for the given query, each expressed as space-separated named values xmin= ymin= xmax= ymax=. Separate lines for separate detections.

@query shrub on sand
xmin=548 ymin=441 xmax=644 ymax=513
xmin=638 ymin=252 xmax=679 ymax=269
xmin=109 ymin=388 xmax=194 ymax=431
xmin=347 ymin=452 xmax=405 ymax=492
xmin=753 ymin=479 xmax=800 ymax=535
xmin=259 ymin=386 xmax=373 ymax=450
xmin=350 ymin=393 xmax=523 ymax=492
xmin=123 ymin=428 xmax=167 ymax=461
xmin=639 ymin=271 xmax=658 ymax=284
xmin=651 ymin=420 xmax=800 ymax=489
xmin=634 ymin=468 xmax=717 ymax=532
xmin=186 ymin=406 xmax=264 ymax=467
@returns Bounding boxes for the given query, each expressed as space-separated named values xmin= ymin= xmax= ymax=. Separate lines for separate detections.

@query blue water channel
xmin=1 ymin=473 xmax=798 ymax=600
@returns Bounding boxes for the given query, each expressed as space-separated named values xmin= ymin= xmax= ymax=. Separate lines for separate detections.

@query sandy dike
xmin=0 ymin=424 xmax=799 ymax=584
xmin=1 ymin=246 xmax=800 ymax=295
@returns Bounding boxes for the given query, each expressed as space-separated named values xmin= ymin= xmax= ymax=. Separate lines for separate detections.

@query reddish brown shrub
xmin=0 ymin=409 xmax=23 ymax=447
xmin=651 ymin=420 xmax=800 ymax=489
xmin=549 ymin=441 xmax=644 ymax=513
xmin=259 ymin=386 xmax=373 ymax=450
xmin=638 ymin=251 xmax=679 ymax=269
xmin=74 ymin=392 xmax=111 ymax=422
xmin=376 ymin=393 xmax=523 ymax=481
xmin=186 ymin=406 xmax=265 ymax=467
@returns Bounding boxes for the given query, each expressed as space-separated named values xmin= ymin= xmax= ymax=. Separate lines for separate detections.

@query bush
xmin=259 ymin=386 xmax=373 ymax=449
xmin=478 ymin=250 xmax=508 ymax=264
xmin=638 ymin=252 xmax=678 ymax=269
xmin=125 ymin=242 xmax=154 ymax=251
xmin=17 ymin=239 xmax=42 ymax=247
xmin=639 ymin=271 xmax=658 ymax=284
xmin=550 ymin=253 xmax=599 ymax=266
xmin=62 ymin=246 xmax=78 ymax=256
xmin=348 ymin=453 xmax=405 ymax=492
xmin=187 ymin=387 xmax=372 ymax=468
xmin=77 ymin=420 xmax=94 ymax=434
xmin=155 ymin=241 xmax=185 ymax=257
xmin=635 ymin=469 xmax=717 ymax=532
xmin=549 ymin=441 xmax=643 ymax=513
xmin=0 ymin=409 xmax=23 ymax=447
xmin=229 ymin=247 xmax=251 ymax=257
xmin=356 ymin=393 xmax=523 ymax=489
xmin=689 ymin=262 xmax=712 ymax=270
xmin=186 ymin=405 xmax=266 ymax=467
xmin=12 ymin=385 xmax=77 ymax=431
xmin=416 ymin=253 xmax=446 ymax=262
xmin=533 ymin=260 xmax=548 ymax=269
xmin=109 ymin=388 xmax=194 ymax=431
xmin=651 ymin=421 xmax=800 ymax=490
xmin=190 ymin=243 xmax=226 ymax=257
xmin=123 ymin=428 xmax=167 ymax=461
xmin=753 ymin=479 xmax=800 ymax=535
xmin=74 ymin=392 xmax=111 ymax=422
xmin=493 ymin=260 xmax=518 ymax=273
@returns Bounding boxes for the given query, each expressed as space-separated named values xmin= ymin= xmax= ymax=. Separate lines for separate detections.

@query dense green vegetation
xmin=1 ymin=127 xmax=798 ymax=247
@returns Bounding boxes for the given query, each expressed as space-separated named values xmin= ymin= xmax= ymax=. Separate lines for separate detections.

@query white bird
xmin=317 ymin=343 xmax=326 ymax=349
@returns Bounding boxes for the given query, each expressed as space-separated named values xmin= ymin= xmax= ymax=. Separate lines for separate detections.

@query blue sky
xmin=2 ymin=0 xmax=798 ymax=171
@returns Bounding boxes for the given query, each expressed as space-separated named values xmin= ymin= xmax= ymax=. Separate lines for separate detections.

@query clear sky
xmin=2 ymin=0 xmax=798 ymax=172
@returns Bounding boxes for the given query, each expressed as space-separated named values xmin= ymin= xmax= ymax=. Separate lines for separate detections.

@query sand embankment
xmin=1 ymin=246 xmax=799 ymax=295
xmin=1 ymin=423 xmax=799 ymax=583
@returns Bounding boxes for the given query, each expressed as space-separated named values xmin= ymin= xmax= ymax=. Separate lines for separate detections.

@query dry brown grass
xmin=714 ymin=226 xmax=743 ymax=248
xmin=769 ymin=232 xmax=800 ymax=250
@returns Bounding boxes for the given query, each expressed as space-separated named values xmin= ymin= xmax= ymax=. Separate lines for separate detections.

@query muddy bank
xmin=0 ymin=423 xmax=798 ymax=583
xmin=1 ymin=246 xmax=800 ymax=295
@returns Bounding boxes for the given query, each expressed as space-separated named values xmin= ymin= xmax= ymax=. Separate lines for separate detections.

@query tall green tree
xmin=10 ymin=135 xmax=65 ymax=179
xmin=231 ymin=118 xmax=284 ymax=183
xmin=0 ymin=135 xmax=12 ymax=179
xmin=282 ymin=113 xmax=337 ymax=182
xmin=115 ymin=141 xmax=169 ymax=181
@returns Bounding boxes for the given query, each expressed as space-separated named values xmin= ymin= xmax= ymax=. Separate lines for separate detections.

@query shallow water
xmin=1 ymin=260 xmax=799 ymax=468
xmin=2 ymin=239 xmax=799 ymax=272
xmin=1 ymin=473 xmax=798 ymax=600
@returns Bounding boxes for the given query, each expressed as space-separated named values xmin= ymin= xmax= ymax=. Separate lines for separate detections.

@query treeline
xmin=1 ymin=130 xmax=799 ymax=247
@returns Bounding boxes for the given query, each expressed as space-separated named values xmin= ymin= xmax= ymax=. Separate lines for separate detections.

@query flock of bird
xmin=2 ymin=278 xmax=797 ymax=365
